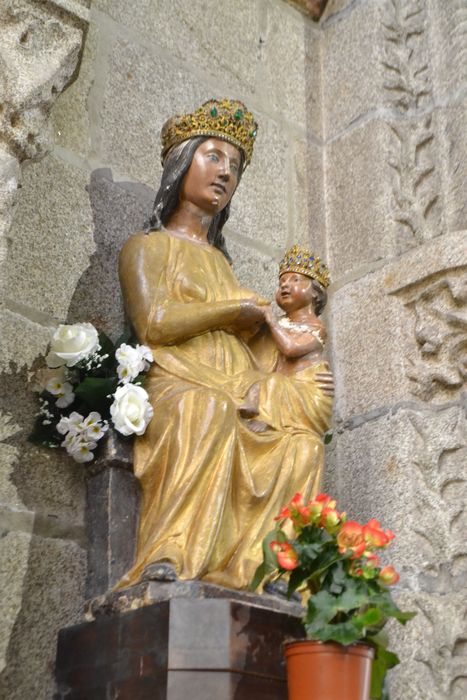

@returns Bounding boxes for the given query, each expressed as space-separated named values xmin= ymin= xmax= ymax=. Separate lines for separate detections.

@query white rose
xmin=46 ymin=323 xmax=99 ymax=368
xmin=110 ymin=384 xmax=153 ymax=436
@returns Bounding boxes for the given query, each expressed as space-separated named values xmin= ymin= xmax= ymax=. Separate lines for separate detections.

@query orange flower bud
xmin=320 ymin=507 xmax=341 ymax=531
xmin=379 ymin=566 xmax=400 ymax=585
xmin=270 ymin=541 xmax=299 ymax=570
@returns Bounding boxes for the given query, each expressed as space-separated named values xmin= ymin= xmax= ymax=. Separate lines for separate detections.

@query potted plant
xmin=252 ymin=493 xmax=415 ymax=700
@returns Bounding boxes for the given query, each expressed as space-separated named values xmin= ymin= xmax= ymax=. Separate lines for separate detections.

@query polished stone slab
xmin=55 ymin=597 xmax=304 ymax=699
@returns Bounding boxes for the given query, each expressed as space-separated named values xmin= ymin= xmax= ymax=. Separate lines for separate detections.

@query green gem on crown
xmin=235 ymin=109 xmax=243 ymax=120
xmin=210 ymin=107 xmax=218 ymax=117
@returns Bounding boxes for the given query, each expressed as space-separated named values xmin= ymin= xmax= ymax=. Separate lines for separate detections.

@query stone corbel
xmin=0 ymin=0 xmax=88 ymax=284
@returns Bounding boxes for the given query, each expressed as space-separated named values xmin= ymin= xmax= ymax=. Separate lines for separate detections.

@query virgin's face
xmin=276 ymin=272 xmax=315 ymax=313
xmin=179 ymin=138 xmax=241 ymax=214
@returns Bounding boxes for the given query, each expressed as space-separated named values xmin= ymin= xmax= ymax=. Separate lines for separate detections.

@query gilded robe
xmin=117 ymin=230 xmax=332 ymax=590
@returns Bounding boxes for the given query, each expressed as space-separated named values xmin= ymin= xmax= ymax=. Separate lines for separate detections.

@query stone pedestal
xmin=55 ymin=598 xmax=303 ymax=699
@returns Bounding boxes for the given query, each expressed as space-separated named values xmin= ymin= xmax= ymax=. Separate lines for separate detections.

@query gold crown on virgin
xmin=161 ymin=99 xmax=258 ymax=167
xmin=279 ymin=244 xmax=330 ymax=288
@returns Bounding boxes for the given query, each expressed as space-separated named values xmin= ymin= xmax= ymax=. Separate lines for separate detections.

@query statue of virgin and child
xmin=117 ymin=99 xmax=333 ymax=592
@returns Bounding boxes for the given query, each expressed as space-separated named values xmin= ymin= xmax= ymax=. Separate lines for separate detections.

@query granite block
xmin=0 ymin=531 xmax=31 ymax=675
xmin=226 ymin=236 xmax=278 ymax=302
xmin=330 ymin=230 xmax=467 ymax=421
xmin=52 ymin=20 xmax=98 ymax=159
xmin=436 ymin=102 xmax=467 ymax=233
xmin=5 ymin=154 xmax=94 ymax=320
xmin=324 ymin=119 xmax=393 ymax=278
xmin=330 ymin=404 xmax=467 ymax=587
xmin=322 ymin=1 xmax=384 ymax=138
xmin=97 ymin=36 xmax=210 ymax=186
xmin=94 ymin=0 xmax=260 ymax=97
xmin=66 ymin=168 xmax=155 ymax=337
xmin=387 ymin=590 xmax=467 ymax=700
xmin=260 ymin=0 xmax=310 ymax=132
xmin=0 ymin=536 xmax=85 ymax=700
xmin=289 ymin=138 xmax=325 ymax=254
xmin=228 ymin=114 xmax=289 ymax=249
xmin=427 ymin=0 xmax=467 ymax=104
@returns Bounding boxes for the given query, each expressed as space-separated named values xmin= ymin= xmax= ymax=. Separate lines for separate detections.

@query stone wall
xmin=1 ymin=0 xmax=465 ymax=697
xmin=321 ymin=1 xmax=467 ymax=699
xmin=0 ymin=0 xmax=322 ymax=696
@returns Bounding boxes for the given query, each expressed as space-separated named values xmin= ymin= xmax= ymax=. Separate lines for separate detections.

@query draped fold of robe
xmin=116 ymin=230 xmax=332 ymax=590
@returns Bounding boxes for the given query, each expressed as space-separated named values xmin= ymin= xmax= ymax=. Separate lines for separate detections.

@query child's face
xmin=276 ymin=272 xmax=314 ymax=313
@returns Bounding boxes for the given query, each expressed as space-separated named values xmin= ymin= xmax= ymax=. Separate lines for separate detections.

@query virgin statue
xmin=117 ymin=99 xmax=333 ymax=591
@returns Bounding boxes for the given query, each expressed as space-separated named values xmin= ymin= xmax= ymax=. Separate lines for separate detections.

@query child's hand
xmin=263 ymin=304 xmax=275 ymax=325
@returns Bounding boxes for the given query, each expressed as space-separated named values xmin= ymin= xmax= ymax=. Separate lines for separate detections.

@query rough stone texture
xmin=4 ymin=154 xmax=94 ymax=319
xmin=226 ymin=236 xmax=278 ymax=302
xmin=0 ymin=149 xmax=21 ymax=290
xmin=436 ymin=103 xmax=467 ymax=234
xmin=330 ymin=405 xmax=467 ymax=580
xmin=0 ymin=531 xmax=31 ymax=675
xmin=97 ymin=36 xmax=207 ymax=185
xmin=0 ymin=0 xmax=83 ymax=161
xmin=321 ymin=0 xmax=384 ymax=138
xmin=228 ymin=114 xmax=289 ymax=249
xmin=388 ymin=590 xmax=467 ymax=700
xmin=330 ymin=230 xmax=467 ymax=422
xmin=93 ymin=0 xmax=261 ymax=98
xmin=0 ymin=535 xmax=86 ymax=700
xmin=304 ymin=24 xmax=322 ymax=140
xmin=67 ymin=168 xmax=154 ymax=337
xmin=260 ymin=1 xmax=309 ymax=132
xmin=0 ymin=309 xmax=51 ymax=371
xmin=428 ymin=0 xmax=467 ymax=104
xmin=325 ymin=119 xmax=393 ymax=278
xmin=52 ymin=20 xmax=99 ymax=159
xmin=290 ymin=139 xmax=326 ymax=254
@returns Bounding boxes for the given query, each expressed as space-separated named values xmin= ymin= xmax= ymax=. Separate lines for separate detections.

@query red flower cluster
xmin=274 ymin=492 xmax=346 ymax=534
xmin=270 ymin=493 xmax=400 ymax=585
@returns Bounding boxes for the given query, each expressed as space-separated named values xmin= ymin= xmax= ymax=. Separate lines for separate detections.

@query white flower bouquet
xmin=30 ymin=323 xmax=154 ymax=463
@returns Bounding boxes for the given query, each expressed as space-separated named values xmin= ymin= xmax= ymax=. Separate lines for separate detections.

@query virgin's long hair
xmin=147 ymin=136 xmax=245 ymax=263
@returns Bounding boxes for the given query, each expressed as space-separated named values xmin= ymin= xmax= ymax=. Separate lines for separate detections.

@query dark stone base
xmin=85 ymin=577 xmax=304 ymax=620
xmin=55 ymin=597 xmax=304 ymax=699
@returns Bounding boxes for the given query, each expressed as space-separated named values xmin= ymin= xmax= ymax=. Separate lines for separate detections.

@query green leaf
xmin=370 ymin=645 xmax=400 ymax=699
xmin=74 ymin=377 xmax=118 ymax=411
xmin=250 ymin=528 xmax=286 ymax=590
xmin=306 ymin=619 xmax=362 ymax=645
xmin=114 ymin=328 xmax=136 ymax=348
xmin=353 ymin=607 xmax=382 ymax=629
xmin=287 ymin=566 xmax=309 ymax=596
xmin=98 ymin=331 xmax=115 ymax=358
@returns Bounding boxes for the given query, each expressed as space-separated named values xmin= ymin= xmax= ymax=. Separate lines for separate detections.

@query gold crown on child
xmin=161 ymin=99 xmax=258 ymax=167
xmin=279 ymin=244 xmax=330 ymax=288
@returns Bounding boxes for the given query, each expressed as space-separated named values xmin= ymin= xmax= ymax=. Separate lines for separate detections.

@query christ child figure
xmin=241 ymin=244 xmax=332 ymax=433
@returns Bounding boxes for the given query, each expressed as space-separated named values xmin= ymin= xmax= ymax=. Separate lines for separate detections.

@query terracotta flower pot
xmin=284 ymin=640 xmax=374 ymax=700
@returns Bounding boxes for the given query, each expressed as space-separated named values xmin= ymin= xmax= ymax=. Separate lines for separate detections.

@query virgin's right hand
xmin=231 ymin=298 xmax=268 ymax=332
